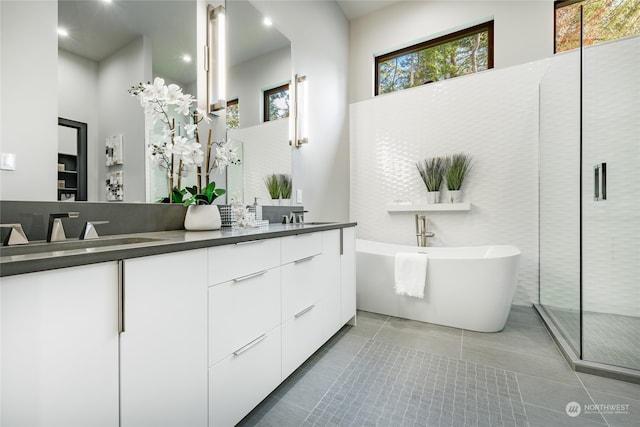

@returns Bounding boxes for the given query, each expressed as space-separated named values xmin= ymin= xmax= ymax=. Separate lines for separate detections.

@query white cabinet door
xmin=209 ymin=326 xmax=282 ymax=427
xmin=341 ymin=227 xmax=357 ymax=325
xmin=120 ymin=249 xmax=208 ymax=427
xmin=321 ymin=229 xmax=342 ymax=340
xmin=1 ymin=263 xmax=119 ymax=427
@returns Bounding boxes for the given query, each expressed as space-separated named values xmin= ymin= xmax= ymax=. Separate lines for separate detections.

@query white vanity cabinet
xmin=340 ymin=227 xmax=357 ymax=324
xmin=208 ymin=239 xmax=283 ymax=427
xmin=0 ymin=262 xmax=120 ymax=427
xmin=120 ymin=249 xmax=208 ymax=427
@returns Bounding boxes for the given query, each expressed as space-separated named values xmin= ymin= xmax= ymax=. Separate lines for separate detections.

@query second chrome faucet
xmin=47 ymin=212 xmax=80 ymax=242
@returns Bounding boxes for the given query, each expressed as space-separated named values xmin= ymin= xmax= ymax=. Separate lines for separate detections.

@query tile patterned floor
xmin=238 ymin=306 xmax=640 ymax=427
xmin=547 ymin=307 xmax=640 ymax=371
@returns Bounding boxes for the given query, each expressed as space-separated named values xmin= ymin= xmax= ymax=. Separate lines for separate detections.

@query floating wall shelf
xmin=386 ymin=202 xmax=471 ymax=212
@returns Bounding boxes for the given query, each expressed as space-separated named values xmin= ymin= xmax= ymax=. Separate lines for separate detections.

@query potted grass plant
xmin=416 ymin=157 xmax=446 ymax=203
xmin=445 ymin=153 xmax=473 ymax=203
xmin=264 ymin=174 xmax=281 ymax=205
xmin=278 ymin=174 xmax=292 ymax=205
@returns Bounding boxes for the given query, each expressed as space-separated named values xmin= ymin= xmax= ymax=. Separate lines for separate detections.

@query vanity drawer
xmin=282 ymin=303 xmax=323 ymax=379
xmin=208 ymin=267 xmax=281 ymax=366
xmin=209 ymin=325 xmax=282 ymax=427
xmin=208 ymin=238 xmax=280 ymax=285
xmin=281 ymin=232 xmax=322 ymax=265
xmin=281 ymin=253 xmax=322 ymax=321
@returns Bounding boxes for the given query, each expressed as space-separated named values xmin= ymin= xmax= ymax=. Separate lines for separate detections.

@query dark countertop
xmin=0 ymin=222 xmax=357 ymax=277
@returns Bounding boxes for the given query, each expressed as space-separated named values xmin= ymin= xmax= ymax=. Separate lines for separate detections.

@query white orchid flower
xmin=184 ymin=124 xmax=198 ymax=136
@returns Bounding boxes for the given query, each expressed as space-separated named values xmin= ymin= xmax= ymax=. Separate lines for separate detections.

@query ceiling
xmin=57 ymin=0 xmax=400 ymax=86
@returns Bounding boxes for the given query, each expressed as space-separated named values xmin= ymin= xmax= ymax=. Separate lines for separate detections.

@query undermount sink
xmin=0 ymin=236 xmax=166 ymax=257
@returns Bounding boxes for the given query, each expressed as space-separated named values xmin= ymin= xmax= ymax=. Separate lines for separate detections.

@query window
xmin=375 ymin=21 xmax=494 ymax=95
xmin=226 ymin=98 xmax=239 ymax=130
xmin=555 ymin=0 xmax=640 ymax=53
xmin=264 ymin=84 xmax=290 ymax=122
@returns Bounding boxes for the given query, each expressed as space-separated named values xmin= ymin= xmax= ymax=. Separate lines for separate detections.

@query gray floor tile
xmin=238 ymin=395 xmax=309 ymax=427
xmin=373 ymin=326 xmax=462 ymax=359
xmin=384 ymin=315 xmax=464 ymax=339
xmin=525 ymin=403 xmax=607 ymax=427
xmin=578 ymin=372 xmax=640 ymax=400
xmin=589 ymin=390 xmax=640 ymax=427
xmin=517 ymin=373 xmax=607 ymax=424
xmin=461 ymin=342 xmax=581 ymax=386
xmin=275 ymin=370 xmax=336 ymax=412
xmin=507 ymin=304 xmax=545 ymax=328
xmin=344 ymin=311 xmax=387 ymax=339
xmin=463 ymin=322 xmax=562 ymax=359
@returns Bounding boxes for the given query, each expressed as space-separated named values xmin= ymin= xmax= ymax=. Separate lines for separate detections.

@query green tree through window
xmin=376 ymin=21 xmax=494 ymax=95
xmin=555 ymin=0 xmax=640 ymax=53
xmin=226 ymin=99 xmax=239 ymax=130
xmin=264 ymin=84 xmax=289 ymax=122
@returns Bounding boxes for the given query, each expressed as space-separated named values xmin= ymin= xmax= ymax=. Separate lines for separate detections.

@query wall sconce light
xmin=290 ymin=74 xmax=308 ymax=147
xmin=207 ymin=4 xmax=226 ymax=113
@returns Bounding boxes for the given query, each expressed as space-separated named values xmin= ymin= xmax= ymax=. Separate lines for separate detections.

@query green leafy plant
xmin=445 ymin=153 xmax=473 ymax=191
xmin=264 ymin=174 xmax=280 ymax=200
xmin=183 ymin=182 xmax=226 ymax=205
xmin=416 ymin=157 xmax=446 ymax=192
xmin=279 ymin=174 xmax=292 ymax=199
xmin=157 ymin=187 xmax=187 ymax=204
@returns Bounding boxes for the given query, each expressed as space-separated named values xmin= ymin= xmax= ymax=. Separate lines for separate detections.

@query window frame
xmin=374 ymin=20 xmax=494 ymax=96
xmin=263 ymin=83 xmax=290 ymax=122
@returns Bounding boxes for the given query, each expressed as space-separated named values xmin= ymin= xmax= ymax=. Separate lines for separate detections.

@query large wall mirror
xmin=225 ymin=0 xmax=293 ymax=205
xmin=58 ymin=0 xmax=197 ymax=202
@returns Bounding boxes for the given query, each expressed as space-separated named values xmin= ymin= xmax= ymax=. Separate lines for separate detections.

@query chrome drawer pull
xmin=233 ymin=334 xmax=267 ymax=356
xmin=235 ymin=240 xmax=263 ymax=246
xmin=294 ymin=304 xmax=315 ymax=318
xmin=294 ymin=255 xmax=316 ymax=264
xmin=233 ymin=270 xmax=268 ymax=282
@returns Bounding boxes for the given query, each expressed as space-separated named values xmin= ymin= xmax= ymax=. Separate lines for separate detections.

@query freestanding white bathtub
xmin=356 ymin=240 xmax=521 ymax=332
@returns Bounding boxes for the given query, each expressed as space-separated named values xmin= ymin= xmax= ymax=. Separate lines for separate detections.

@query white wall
xmin=58 ymin=49 xmax=100 ymax=200
xmin=540 ymin=37 xmax=640 ymax=317
xmin=349 ymin=0 xmax=554 ymax=103
xmin=229 ymin=46 xmax=291 ymax=129
xmin=1 ymin=1 xmax=58 ymax=201
xmin=350 ymin=61 xmax=549 ymax=305
xmin=251 ymin=0 xmax=350 ymax=222
xmin=99 ymin=36 xmax=152 ymax=203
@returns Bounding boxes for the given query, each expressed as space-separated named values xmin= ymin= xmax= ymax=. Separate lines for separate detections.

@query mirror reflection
xmin=225 ymin=0 xmax=293 ymax=205
xmin=57 ymin=0 xmax=197 ymax=202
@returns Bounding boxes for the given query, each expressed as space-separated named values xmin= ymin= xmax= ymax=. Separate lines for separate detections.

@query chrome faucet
xmin=80 ymin=221 xmax=110 ymax=240
xmin=1 ymin=223 xmax=29 ymax=246
xmin=47 ymin=212 xmax=80 ymax=242
xmin=415 ymin=214 xmax=434 ymax=247
xmin=282 ymin=210 xmax=308 ymax=224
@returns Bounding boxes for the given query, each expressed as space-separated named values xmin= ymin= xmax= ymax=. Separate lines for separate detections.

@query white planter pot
xmin=184 ymin=205 xmax=222 ymax=231
xmin=426 ymin=191 xmax=440 ymax=204
xmin=448 ymin=190 xmax=461 ymax=203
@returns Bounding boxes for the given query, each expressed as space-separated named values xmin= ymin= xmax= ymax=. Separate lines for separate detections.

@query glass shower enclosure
xmin=538 ymin=27 xmax=639 ymax=381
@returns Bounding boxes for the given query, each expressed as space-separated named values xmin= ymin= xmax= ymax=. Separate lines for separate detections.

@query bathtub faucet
xmin=415 ymin=214 xmax=434 ymax=247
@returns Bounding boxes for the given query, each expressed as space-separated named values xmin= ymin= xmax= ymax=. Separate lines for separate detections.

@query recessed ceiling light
xmin=102 ymin=0 xmax=113 ymax=4
xmin=182 ymin=54 xmax=192 ymax=63
xmin=263 ymin=17 xmax=273 ymax=27
xmin=57 ymin=27 xmax=69 ymax=37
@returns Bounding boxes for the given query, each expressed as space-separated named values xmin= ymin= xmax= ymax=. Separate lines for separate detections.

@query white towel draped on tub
xmin=394 ymin=252 xmax=428 ymax=298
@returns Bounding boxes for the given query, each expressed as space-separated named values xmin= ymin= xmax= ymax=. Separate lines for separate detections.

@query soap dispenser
xmin=253 ymin=197 xmax=262 ymax=221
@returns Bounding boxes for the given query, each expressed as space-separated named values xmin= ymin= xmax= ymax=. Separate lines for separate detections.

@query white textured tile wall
xmin=582 ymin=37 xmax=640 ymax=317
xmin=350 ymin=61 xmax=549 ymax=305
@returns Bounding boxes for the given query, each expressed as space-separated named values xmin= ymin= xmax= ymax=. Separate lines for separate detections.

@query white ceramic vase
xmin=184 ymin=204 xmax=222 ymax=231
xmin=448 ymin=190 xmax=461 ymax=203
xmin=426 ymin=191 xmax=440 ymax=204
